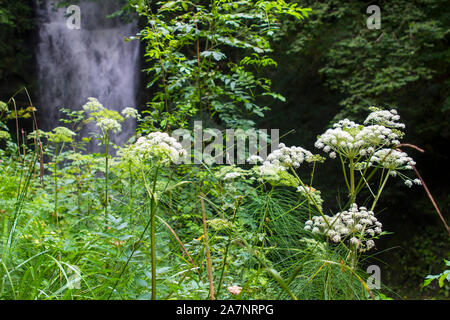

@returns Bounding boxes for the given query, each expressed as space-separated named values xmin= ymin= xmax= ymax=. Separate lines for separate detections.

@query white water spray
xmin=35 ymin=0 xmax=140 ymax=149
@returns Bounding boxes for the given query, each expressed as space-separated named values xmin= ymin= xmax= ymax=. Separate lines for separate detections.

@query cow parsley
xmin=304 ymin=204 xmax=382 ymax=252
xmin=50 ymin=126 xmax=77 ymax=143
xmin=265 ymin=143 xmax=316 ymax=169
xmin=315 ymin=108 xmax=405 ymax=160
xmin=97 ymin=118 xmax=122 ymax=134
xmin=82 ymin=97 xmax=104 ymax=112
xmin=224 ymin=172 xmax=242 ymax=180
xmin=369 ymin=149 xmax=415 ymax=170
xmin=247 ymin=154 xmax=264 ymax=164
xmin=122 ymin=131 xmax=187 ymax=165
xmin=364 ymin=107 xmax=405 ymax=129
xmin=121 ymin=107 xmax=139 ymax=119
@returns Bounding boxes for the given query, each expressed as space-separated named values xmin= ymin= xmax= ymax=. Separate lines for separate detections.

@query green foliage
xmin=424 ymin=259 xmax=450 ymax=290
xmin=1 ymin=94 xmax=405 ymax=300
xmin=284 ymin=0 xmax=449 ymax=121
xmin=132 ymin=0 xmax=310 ymax=131
xmin=0 ymin=0 xmax=446 ymax=301
xmin=0 ymin=0 xmax=34 ymax=83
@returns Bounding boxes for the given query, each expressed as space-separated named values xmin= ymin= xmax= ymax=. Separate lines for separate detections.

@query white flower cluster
xmin=97 ymin=118 xmax=122 ymax=134
xmin=370 ymin=149 xmax=415 ymax=170
xmin=364 ymin=108 xmax=405 ymax=129
xmin=257 ymin=162 xmax=282 ymax=177
xmin=247 ymin=155 xmax=264 ymax=164
xmin=264 ymin=143 xmax=315 ymax=169
xmin=121 ymin=107 xmax=139 ymax=119
xmin=82 ymin=97 xmax=104 ymax=112
xmin=223 ymin=172 xmax=242 ymax=180
xmin=124 ymin=131 xmax=187 ymax=164
xmin=315 ymin=124 xmax=401 ymax=159
xmin=332 ymin=119 xmax=359 ymax=129
xmin=50 ymin=126 xmax=77 ymax=143
xmin=357 ymin=125 xmax=401 ymax=148
xmin=82 ymin=98 xmax=124 ymax=135
xmin=404 ymin=179 xmax=422 ymax=188
xmin=315 ymin=108 xmax=404 ymax=159
xmin=304 ymin=204 xmax=382 ymax=251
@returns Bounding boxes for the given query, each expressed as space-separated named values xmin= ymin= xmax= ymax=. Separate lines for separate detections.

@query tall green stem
xmin=54 ymin=151 xmax=59 ymax=225
xmin=349 ymin=158 xmax=356 ymax=204
xmin=104 ymin=134 xmax=109 ymax=229
xmin=53 ymin=142 xmax=65 ymax=226
xmin=216 ymin=197 xmax=241 ymax=298
xmin=370 ymin=171 xmax=390 ymax=211
xmin=107 ymin=164 xmax=160 ymax=300
xmin=145 ymin=165 xmax=160 ymax=300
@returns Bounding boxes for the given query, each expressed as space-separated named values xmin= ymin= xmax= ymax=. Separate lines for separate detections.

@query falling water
xmin=35 ymin=0 xmax=140 ymax=149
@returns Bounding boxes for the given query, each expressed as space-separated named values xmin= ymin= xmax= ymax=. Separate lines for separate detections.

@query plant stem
xmin=349 ymin=158 xmax=355 ymax=204
xmin=150 ymin=202 xmax=157 ymax=299
xmin=200 ymin=195 xmax=215 ymax=300
xmin=216 ymin=197 xmax=241 ymax=298
xmin=54 ymin=148 xmax=58 ymax=226
xmin=108 ymin=165 xmax=160 ymax=300
xmin=148 ymin=165 xmax=159 ymax=300
xmin=104 ymin=134 xmax=109 ymax=230
xmin=370 ymin=170 xmax=390 ymax=211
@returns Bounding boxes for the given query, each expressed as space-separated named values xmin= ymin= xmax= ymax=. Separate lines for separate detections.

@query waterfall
xmin=35 ymin=0 xmax=140 ymax=149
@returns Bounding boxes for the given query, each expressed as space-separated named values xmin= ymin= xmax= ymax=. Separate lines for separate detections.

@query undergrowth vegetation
xmin=0 ymin=0 xmax=445 ymax=301
xmin=0 ymin=91 xmax=424 ymax=300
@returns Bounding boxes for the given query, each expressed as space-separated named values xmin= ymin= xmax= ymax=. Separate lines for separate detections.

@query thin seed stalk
xmin=104 ymin=134 xmax=109 ymax=229
xmin=149 ymin=165 xmax=159 ymax=300
xmin=370 ymin=170 xmax=390 ymax=211
xmin=200 ymin=196 xmax=215 ymax=300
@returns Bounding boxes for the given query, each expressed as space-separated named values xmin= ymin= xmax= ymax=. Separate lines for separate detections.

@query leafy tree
xmin=130 ymin=0 xmax=311 ymax=131
xmin=281 ymin=0 xmax=449 ymax=135
xmin=267 ymin=0 xmax=450 ymax=299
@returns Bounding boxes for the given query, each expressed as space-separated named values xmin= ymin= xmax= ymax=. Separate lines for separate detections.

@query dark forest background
xmin=1 ymin=0 xmax=448 ymax=298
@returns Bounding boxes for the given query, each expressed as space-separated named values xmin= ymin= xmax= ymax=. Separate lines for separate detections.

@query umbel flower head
xmin=251 ymin=144 xmax=321 ymax=188
xmin=121 ymin=131 xmax=187 ymax=165
xmin=228 ymin=285 xmax=242 ymax=296
xmin=49 ymin=126 xmax=77 ymax=143
xmin=82 ymin=97 xmax=124 ymax=135
xmin=364 ymin=107 xmax=405 ymax=129
xmin=315 ymin=108 xmax=405 ymax=159
xmin=364 ymin=148 xmax=420 ymax=187
xmin=82 ymin=97 xmax=104 ymax=113
xmin=121 ymin=107 xmax=139 ymax=119
xmin=304 ymin=203 xmax=382 ymax=252
xmin=223 ymin=171 xmax=242 ymax=180
xmin=370 ymin=149 xmax=415 ymax=170
xmin=264 ymin=143 xmax=317 ymax=169
xmin=247 ymin=154 xmax=264 ymax=164
xmin=97 ymin=118 xmax=122 ymax=134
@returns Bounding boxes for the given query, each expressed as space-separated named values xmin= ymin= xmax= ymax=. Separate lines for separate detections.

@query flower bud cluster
xmin=264 ymin=143 xmax=315 ymax=169
xmin=315 ymin=108 xmax=404 ymax=159
xmin=370 ymin=149 xmax=415 ymax=170
xmin=121 ymin=132 xmax=187 ymax=164
xmin=364 ymin=108 xmax=405 ymax=129
xmin=304 ymin=204 xmax=382 ymax=252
